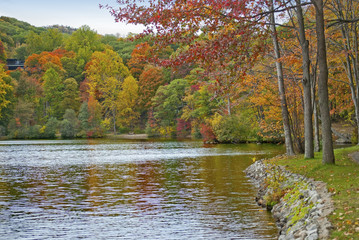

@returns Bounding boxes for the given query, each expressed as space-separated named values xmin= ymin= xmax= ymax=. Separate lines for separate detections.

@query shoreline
xmin=245 ymin=159 xmax=334 ymax=240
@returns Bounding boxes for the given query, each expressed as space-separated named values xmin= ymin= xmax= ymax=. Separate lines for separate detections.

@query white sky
xmin=0 ymin=0 xmax=145 ymax=36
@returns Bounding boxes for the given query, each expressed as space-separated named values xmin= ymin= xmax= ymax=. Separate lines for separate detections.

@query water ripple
xmin=0 ymin=140 xmax=283 ymax=239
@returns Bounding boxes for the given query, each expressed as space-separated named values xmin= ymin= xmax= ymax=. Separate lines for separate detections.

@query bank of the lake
xmin=246 ymin=146 xmax=359 ymax=239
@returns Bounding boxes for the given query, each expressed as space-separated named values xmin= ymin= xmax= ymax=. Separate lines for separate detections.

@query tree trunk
xmin=270 ymin=1 xmax=295 ymax=155
xmin=312 ymin=0 xmax=335 ymax=164
xmin=311 ymin=65 xmax=320 ymax=151
xmin=296 ymin=0 xmax=314 ymax=158
xmin=313 ymin=98 xmax=321 ymax=151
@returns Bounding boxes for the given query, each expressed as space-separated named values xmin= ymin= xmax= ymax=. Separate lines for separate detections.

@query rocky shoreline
xmin=245 ymin=159 xmax=334 ymax=240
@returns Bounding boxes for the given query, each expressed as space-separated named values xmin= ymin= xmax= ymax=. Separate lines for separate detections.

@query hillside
xmin=0 ymin=16 xmax=77 ymax=59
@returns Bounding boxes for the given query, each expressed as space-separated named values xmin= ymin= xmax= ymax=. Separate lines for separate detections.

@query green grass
xmin=265 ymin=146 xmax=359 ymax=240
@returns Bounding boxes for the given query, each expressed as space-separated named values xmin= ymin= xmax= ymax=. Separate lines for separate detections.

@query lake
xmin=0 ymin=139 xmax=284 ymax=239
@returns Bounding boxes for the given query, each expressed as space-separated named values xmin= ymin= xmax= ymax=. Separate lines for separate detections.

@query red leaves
xmin=105 ymin=0 xmax=269 ymax=72
xmin=200 ymin=123 xmax=217 ymax=143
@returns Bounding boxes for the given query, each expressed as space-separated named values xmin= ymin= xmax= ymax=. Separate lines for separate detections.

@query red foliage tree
xmin=138 ymin=65 xmax=165 ymax=110
xmin=127 ymin=42 xmax=151 ymax=79
xmin=200 ymin=123 xmax=217 ymax=143
xmin=103 ymin=0 xmax=267 ymax=73
xmin=25 ymin=51 xmax=63 ymax=76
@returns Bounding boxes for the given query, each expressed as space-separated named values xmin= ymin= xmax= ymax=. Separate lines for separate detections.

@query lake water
xmin=0 ymin=139 xmax=284 ymax=239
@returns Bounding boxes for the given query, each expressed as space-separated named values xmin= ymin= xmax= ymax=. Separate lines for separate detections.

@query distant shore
xmin=107 ymin=133 xmax=149 ymax=140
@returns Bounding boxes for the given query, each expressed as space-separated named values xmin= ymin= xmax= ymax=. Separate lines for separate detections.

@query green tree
xmin=42 ymin=117 xmax=58 ymax=139
xmin=61 ymin=78 xmax=80 ymax=113
xmin=152 ymin=78 xmax=189 ymax=129
xmin=25 ymin=31 xmax=43 ymax=55
xmin=42 ymin=68 xmax=64 ymax=118
xmin=11 ymin=99 xmax=34 ymax=131
xmin=65 ymin=25 xmax=104 ymax=62
xmin=181 ymin=84 xmax=219 ymax=122
xmin=41 ymin=29 xmax=63 ymax=52
xmin=0 ymin=41 xmax=7 ymax=63
xmin=78 ymin=101 xmax=90 ymax=134
xmin=60 ymin=120 xmax=75 ymax=138
xmin=60 ymin=109 xmax=78 ymax=138
xmin=26 ymin=28 xmax=64 ymax=56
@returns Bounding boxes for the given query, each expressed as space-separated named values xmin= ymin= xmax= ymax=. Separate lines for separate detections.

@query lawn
xmin=266 ymin=146 xmax=359 ymax=239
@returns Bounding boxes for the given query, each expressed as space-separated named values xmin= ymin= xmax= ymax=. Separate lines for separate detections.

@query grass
xmin=265 ymin=146 xmax=359 ymax=240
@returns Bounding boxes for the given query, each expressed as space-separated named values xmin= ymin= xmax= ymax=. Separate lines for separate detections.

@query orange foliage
xmin=128 ymin=42 xmax=151 ymax=79
xmin=138 ymin=65 xmax=165 ymax=109
xmin=24 ymin=49 xmax=72 ymax=76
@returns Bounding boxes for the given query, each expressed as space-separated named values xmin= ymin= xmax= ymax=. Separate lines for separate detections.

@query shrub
xmin=60 ymin=119 xmax=75 ymax=139
xmin=200 ymin=123 xmax=216 ymax=143
xmin=29 ymin=125 xmax=41 ymax=139
xmin=212 ymin=114 xmax=255 ymax=143
xmin=42 ymin=117 xmax=58 ymax=139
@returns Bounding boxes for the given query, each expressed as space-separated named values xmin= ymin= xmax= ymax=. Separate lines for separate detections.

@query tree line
xmin=0 ymin=1 xmax=358 ymax=165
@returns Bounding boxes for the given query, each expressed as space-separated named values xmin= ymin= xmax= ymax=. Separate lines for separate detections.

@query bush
xmin=60 ymin=119 xmax=75 ymax=139
xmin=145 ymin=124 xmax=160 ymax=138
xmin=191 ymin=126 xmax=202 ymax=139
xmin=212 ymin=114 xmax=255 ymax=143
xmin=29 ymin=125 xmax=41 ymax=139
xmin=200 ymin=123 xmax=216 ymax=143
xmin=42 ymin=117 xmax=58 ymax=139
xmin=16 ymin=127 xmax=29 ymax=139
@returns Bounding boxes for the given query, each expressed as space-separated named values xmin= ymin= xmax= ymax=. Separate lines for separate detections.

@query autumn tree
xmin=61 ymin=78 xmax=81 ymax=113
xmin=103 ymin=0 xmax=272 ymax=143
xmin=25 ymin=51 xmax=63 ymax=77
xmin=137 ymin=64 xmax=166 ymax=121
xmin=85 ymin=48 xmax=132 ymax=134
xmin=0 ymin=64 xmax=14 ymax=119
xmin=87 ymin=95 xmax=103 ymax=137
xmin=117 ymin=75 xmax=139 ymax=130
xmin=127 ymin=42 xmax=151 ymax=79
xmin=327 ymin=0 xmax=359 ymax=146
xmin=103 ymin=0 xmax=266 ymax=78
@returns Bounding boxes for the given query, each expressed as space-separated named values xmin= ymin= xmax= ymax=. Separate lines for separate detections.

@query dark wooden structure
xmin=6 ymin=59 xmax=24 ymax=70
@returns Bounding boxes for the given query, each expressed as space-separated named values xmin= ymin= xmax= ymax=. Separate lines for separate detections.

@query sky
xmin=0 ymin=0 xmax=144 ymax=36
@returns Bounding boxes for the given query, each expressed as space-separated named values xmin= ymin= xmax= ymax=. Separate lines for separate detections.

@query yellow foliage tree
xmin=0 ymin=64 xmax=13 ymax=119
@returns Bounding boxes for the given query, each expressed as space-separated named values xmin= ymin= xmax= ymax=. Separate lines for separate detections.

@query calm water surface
xmin=0 ymin=139 xmax=284 ymax=239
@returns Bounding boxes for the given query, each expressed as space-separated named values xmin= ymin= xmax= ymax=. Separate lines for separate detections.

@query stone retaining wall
xmin=245 ymin=160 xmax=334 ymax=240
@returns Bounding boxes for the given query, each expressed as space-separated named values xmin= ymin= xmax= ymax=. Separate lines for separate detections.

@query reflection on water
xmin=0 ymin=140 xmax=284 ymax=239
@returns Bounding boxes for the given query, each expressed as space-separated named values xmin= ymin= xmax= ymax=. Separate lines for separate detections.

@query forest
xmin=0 ymin=0 xmax=357 ymax=164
